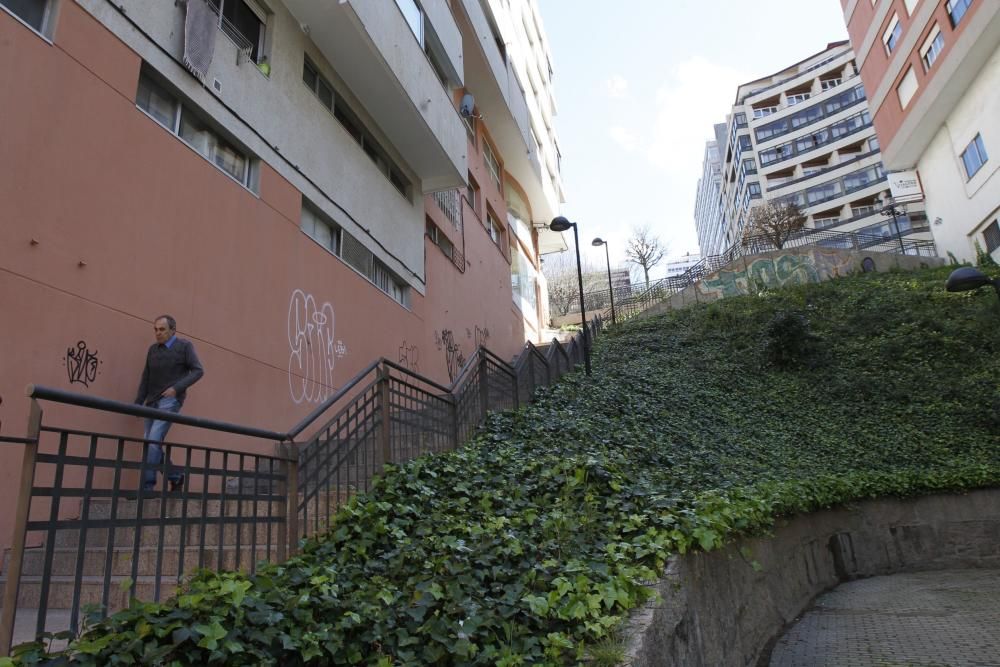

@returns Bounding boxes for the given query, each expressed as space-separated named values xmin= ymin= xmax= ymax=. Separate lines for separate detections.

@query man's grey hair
xmin=155 ymin=314 xmax=177 ymax=331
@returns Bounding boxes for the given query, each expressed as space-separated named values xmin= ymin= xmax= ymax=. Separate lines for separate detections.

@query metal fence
xmin=291 ymin=322 xmax=598 ymax=543
xmin=0 ymin=320 xmax=600 ymax=654
xmin=568 ymin=227 xmax=939 ymax=320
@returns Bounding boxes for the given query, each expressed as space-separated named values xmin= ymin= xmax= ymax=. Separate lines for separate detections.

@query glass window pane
xmin=2 ymin=0 xmax=46 ymax=30
xmin=302 ymin=61 xmax=317 ymax=90
xmin=317 ymin=80 xmax=333 ymax=110
xmin=137 ymin=76 xmax=177 ymax=129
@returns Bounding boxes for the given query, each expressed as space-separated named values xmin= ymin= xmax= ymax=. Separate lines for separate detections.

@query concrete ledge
xmin=623 ymin=488 xmax=1000 ymax=666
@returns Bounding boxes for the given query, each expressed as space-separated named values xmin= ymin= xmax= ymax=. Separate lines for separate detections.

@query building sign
xmin=888 ymin=170 xmax=923 ymax=204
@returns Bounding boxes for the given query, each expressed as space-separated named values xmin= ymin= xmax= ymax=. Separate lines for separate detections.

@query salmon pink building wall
xmin=0 ymin=3 xmax=536 ymax=560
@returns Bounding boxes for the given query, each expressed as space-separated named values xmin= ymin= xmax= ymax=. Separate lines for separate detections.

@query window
xmin=920 ymin=26 xmax=945 ymax=70
xmin=883 ymin=14 xmax=902 ymax=54
xmin=394 ymin=0 xmax=423 ymax=47
xmin=748 ymin=182 xmax=762 ymax=199
xmin=904 ymin=0 xmax=919 ymax=14
xmin=734 ymin=113 xmax=748 ymax=128
xmin=820 ymin=78 xmax=842 ymax=91
xmin=961 ymin=133 xmax=988 ymax=179
xmin=486 ymin=208 xmax=502 ymax=246
xmin=302 ymin=204 xmax=341 ymax=255
xmin=753 ymin=106 xmax=778 ymax=119
xmin=946 ymin=0 xmax=973 ymax=27
xmin=852 ymin=204 xmax=877 ymax=217
xmin=483 ymin=140 xmax=502 ymax=192
xmin=302 ymin=57 xmax=411 ymax=197
xmin=426 ymin=219 xmax=455 ymax=260
xmin=896 ymin=67 xmax=919 ymax=109
xmin=466 ymin=172 xmax=480 ymax=215
xmin=742 ymin=158 xmax=757 ymax=175
xmin=308 ymin=208 xmax=409 ymax=306
xmin=1 ymin=0 xmax=51 ymax=32
xmin=786 ymin=93 xmax=811 ymax=106
xmin=303 ymin=59 xmax=335 ymax=111
xmin=208 ymin=0 xmax=267 ymax=63
xmin=814 ymin=217 xmax=840 ymax=229
xmin=984 ymin=220 xmax=1000 ymax=253
xmin=137 ymin=70 xmax=254 ymax=188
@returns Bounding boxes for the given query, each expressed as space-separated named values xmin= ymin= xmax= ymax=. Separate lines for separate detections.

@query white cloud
xmin=604 ymin=74 xmax=629 ymax=98
xmin=609 ymin=126 xmax=637 ymax=151
xmin=645 ymin=57 xmax=749 ymax=175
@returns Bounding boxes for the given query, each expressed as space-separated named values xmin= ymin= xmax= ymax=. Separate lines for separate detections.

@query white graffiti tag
xmin=287 ymin=289 xmax=338 ymax=404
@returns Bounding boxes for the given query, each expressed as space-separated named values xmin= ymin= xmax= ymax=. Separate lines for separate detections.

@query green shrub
xmin=761 ymin=310 xmax=818 ymax=368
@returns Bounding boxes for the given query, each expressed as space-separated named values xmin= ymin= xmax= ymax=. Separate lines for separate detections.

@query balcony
xmin=283 ymin=0 xmax=466 ymax=192
xmin=455 ymin=0 xmax=563 ymax=232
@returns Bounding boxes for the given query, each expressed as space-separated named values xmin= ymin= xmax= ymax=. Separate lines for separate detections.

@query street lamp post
xmin=878 ymin=193 xmax=907 ymax=255
xmin=946 ymin=266 xmax=1000 ymax=306
xmin=592 ymin=237 xmax=617 ymax=325
xmin=550 ymin=216 xmax=591 ymax=375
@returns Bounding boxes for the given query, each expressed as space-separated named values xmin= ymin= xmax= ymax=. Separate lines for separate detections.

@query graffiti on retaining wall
xmin=287 ymin=289 xmax=342 ymax=405
xmin=398 ymin=340 xmax=420 ymax=373
xmin=63 ymin=340 xmax=102 ymax=387
xmin=434 ymin=329 xmax=465 ymax=382
xmin=699 ymin=249 xmax=853 ymax=300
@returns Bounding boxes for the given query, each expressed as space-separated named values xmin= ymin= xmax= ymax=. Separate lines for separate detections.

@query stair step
xmin=0 ymin=575 xmax=182 ymax=611
xmin=7 ymin=544 xmax=275 ymax=579
xmin=47 ymin=518 xmax=283 ymax=550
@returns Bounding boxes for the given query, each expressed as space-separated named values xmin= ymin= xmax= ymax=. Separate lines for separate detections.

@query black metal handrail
xmin=27 ymin=385 xmax=288 ymax=442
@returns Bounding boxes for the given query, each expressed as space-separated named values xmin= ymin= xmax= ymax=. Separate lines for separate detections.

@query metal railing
xmin=0 ymin=388 xmax=293 ymax=652
xmin=0 ymin=320 xmax=601 ymax=653
xmin=564 ymin=226 xmax=938 ymax=320
xmin=292 ymin=322 xmax=599 ymax=542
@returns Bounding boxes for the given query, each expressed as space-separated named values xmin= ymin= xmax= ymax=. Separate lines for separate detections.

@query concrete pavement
xmin=769 ymin=569 xmax=1000 ymax=666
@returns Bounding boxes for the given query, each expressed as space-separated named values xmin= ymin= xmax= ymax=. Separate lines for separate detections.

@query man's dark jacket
xmin=134 ymin=338 xmax=204 ymax=406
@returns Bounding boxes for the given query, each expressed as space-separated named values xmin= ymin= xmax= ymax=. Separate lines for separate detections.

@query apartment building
xmin=699 ymin=41 xmax=931 ymax=255
xmin=693 ymin=124 xmax=727 ymax=256
xmin=841 ymin=0 xmax=1000 ymax=262
xmin=0 ymin=0 xmax=563 ymax=549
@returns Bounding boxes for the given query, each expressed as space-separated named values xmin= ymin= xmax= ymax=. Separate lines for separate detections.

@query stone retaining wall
xmin=623 ymin=488 xmax=1000 ymax=666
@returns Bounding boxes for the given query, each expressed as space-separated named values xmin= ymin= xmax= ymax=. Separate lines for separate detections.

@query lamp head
xmin=946 ymin=266 xmax=995 ymax=292
xmin=592 ymin=237 xmax=606 ymax=246
xmin=549 ymin=216 xmax=574 ymax=232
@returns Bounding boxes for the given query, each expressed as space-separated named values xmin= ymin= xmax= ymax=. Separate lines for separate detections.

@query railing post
xmin=528 ymin=350 xmax=536 ymax=397
xmin=276 ymin=441 xmax=299 ymax=559
xmin=379 ymin=364 xmax=392 ymax=470
xmin=478 ymin=351 xmax=489 ymax=420
xmin=0 ymin=399 xmax=43 ymax=656
xmin=450 ymin=393 xmax=460 ymax=450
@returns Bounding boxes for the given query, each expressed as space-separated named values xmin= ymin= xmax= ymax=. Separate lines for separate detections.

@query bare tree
xmin=541 ymin=251 xmax=598 ymax=317
xmin=625 ymin=226 xmax=667 ymax=287
xmin=742 ymin=200 xmax=807 ymax=250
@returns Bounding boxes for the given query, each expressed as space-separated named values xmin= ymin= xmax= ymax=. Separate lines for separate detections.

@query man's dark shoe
xmin=168 ymin=475 xmax=185 ymax=493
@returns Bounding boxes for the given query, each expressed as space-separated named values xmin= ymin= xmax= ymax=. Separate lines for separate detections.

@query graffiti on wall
xmin=287 ymin=289 xmax=346 ymax=404
xmin=63 ymin=340 xmax=102 ymax=387
xmin=471 ymin=325 xmax=491 ymax=348
xmin=398 ymin=340 xmax=420 ymax=373
xmin=700 ymin=249 xmax=853 ymax=300
xmin=434 ymin=329 xmax=466 ymax=382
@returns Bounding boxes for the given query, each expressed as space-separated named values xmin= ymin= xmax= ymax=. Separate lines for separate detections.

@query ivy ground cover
xmin=12 ymin=265 xmax=1000 ymax=665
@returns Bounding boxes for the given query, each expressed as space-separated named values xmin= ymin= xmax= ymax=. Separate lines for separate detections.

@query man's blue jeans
xmin=143 ymin=396 xmax=182 ymax=489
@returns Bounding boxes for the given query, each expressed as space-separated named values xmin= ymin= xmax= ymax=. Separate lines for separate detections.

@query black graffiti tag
xmin=398 ymin=340 xmax=420 ymax=373
xmin=435 ymin=330 xmax=465 ymax=382
xmin=65 ymin=340 xmax=101 ymax=387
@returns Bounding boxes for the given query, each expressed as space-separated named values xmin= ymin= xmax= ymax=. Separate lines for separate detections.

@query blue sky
xmin=537 ymin=1 xmax=849 ymax=277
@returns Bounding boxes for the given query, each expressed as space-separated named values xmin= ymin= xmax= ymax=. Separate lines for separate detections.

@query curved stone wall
xmin=623 ymin=488 xmax=1000 ymax=666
